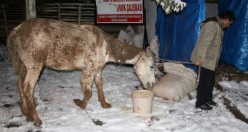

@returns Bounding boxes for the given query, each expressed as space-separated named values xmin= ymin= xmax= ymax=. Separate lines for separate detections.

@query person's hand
xmin=194 ymin=60 xmax=202 ymax=66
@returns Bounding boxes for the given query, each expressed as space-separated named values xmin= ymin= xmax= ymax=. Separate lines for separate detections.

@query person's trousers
xmin=196 ymin=67 xmax=215 ymax=107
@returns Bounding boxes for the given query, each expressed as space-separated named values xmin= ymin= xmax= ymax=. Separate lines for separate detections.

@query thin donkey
xmin=7 ymin=18 xmax=156 ymax=126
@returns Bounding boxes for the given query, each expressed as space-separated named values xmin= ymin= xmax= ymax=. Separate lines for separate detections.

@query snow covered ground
xmin=0 ymin=59 xmax=248 ymax=132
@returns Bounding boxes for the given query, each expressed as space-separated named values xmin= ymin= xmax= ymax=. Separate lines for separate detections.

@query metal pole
xmin=78 ymin=5 xmax=81 ymax=25
xmin=25 ymin=0 xmax=36 ymax=20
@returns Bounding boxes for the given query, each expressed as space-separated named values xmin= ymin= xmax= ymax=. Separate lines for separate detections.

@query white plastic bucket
xmin=132 ymin=90 xmax=154 ymax=114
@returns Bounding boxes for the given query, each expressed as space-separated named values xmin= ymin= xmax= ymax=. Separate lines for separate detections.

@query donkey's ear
xmin=145 ymin=47 xmax=154 ymax=57
xmin=146 ymin=36 xmax=159 ymax=58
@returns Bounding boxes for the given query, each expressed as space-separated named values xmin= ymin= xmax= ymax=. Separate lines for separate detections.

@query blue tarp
xmin=156 ymin=0 xmax=248 ymax=72
xmin=218 ymin=0 xmax=248 ymax=71
xmin=155 ymin=0 xmax=205 ymax=70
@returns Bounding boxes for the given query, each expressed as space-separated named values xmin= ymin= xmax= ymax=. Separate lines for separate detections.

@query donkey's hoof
xmin=73 ymin=99 xmax=86 ymax=109
xmin=26 ymin=116 xmax=34 ymax=122
xmin=33 ymin=119 xmax=42 ymax=127
xmin=101 ymin=102 xmax=111 ymax=108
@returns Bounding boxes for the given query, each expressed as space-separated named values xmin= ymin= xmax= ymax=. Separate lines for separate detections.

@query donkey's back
xmin=8 ymin=18 xmax=106 ymax=71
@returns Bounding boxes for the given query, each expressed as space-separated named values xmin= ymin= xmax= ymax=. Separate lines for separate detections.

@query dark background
xmin=0 ymin=0 xmax=217 ymax=5
xmin=0 ymin=0 xmax=94 ymax=6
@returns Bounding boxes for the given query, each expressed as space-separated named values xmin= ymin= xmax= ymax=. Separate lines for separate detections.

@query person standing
xmin=190 ymin=11 xmax=236 ymax=110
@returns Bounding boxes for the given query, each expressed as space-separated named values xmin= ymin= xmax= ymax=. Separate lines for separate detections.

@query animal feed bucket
xmin=132 ymin=90 xmax=153 ymax=114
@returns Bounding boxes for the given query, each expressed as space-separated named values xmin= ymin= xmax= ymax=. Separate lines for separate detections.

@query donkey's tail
xmin=7 ymin=29 xmax=22 ymax=75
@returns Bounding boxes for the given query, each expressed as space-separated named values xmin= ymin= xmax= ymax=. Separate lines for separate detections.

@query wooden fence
xmin=0 ymin=3 xmax=127 ymax=39
xmin=37 ymin=3 xmax=95 ymax=25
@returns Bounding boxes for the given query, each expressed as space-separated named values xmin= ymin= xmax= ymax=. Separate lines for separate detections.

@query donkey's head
xmin=134 ymin=49 xmax=155 ymax=89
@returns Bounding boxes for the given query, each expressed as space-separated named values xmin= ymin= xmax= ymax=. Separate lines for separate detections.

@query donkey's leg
xmin=95 ymin=71 xmax=111 ymax=108
xmin=74 ymin=70 xmax=95 ymax=109
xmin=17 ymin=63 xmax=33 ymax=122
xmin=23 ymin=67 xmax=43 ymax=126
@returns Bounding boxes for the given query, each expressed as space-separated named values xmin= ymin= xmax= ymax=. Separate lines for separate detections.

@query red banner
xmin=95 ymin=0 xmax=143 ymax=24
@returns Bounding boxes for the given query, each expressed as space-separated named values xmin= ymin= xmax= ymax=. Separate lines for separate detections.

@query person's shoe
xmin=206 ymin=100 xmax=218 ymax=107
xmin=196 ymin=104 xmax=213 ymax=110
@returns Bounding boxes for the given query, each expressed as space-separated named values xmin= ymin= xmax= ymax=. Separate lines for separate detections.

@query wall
xmin=206 ymin=3 xmax=218 ymax=18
